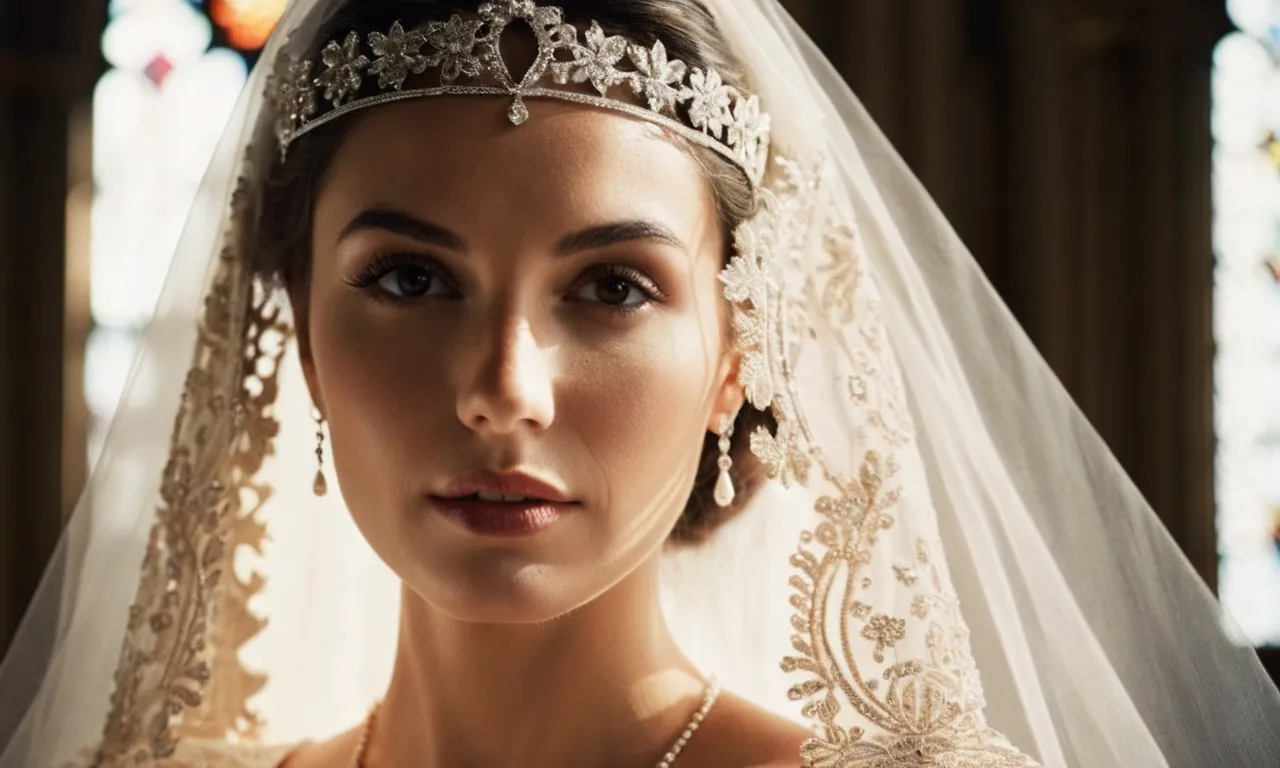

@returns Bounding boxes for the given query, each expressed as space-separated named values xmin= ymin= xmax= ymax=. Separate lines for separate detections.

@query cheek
xmin=559 ymin=309 xmax=722 ymax=516
xmin=308 ymin=302 xmax=454 ymax=498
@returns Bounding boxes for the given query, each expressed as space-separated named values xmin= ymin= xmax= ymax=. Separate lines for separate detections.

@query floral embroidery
xmin=848 ymin=374 xmax=869 ymax=403
xmin=93 ymin=163 xmax=286 ymax=762
xmin=720 ymin=226 xmax=777 ymax=407
xmin=820 ymin=225 xmax=861 ymax=325
xmin=750 ymin=419 xmax=812 ymax=487
xmin=65 ymin=740 xmax=298 ymax=768
xmin=862 ymin=615 xmax=907 ymax=663
xmin=725 ymin=158 xmax=1039 ymax=766
xmin=893 ymin=565 xmax=919 ymax=586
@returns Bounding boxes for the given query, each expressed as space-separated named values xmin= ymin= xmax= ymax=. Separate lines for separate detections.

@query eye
xmin=571 ymin=266 xmax=663 ymax=311
xmin=346 ymin=253 xmax=457 ymax=302
xmin=378 ymin=264 xmax=443 ymax=299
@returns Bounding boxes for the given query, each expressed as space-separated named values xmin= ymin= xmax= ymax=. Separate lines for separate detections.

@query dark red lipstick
xmin=431 ymin=471 xmax=576 ymax=536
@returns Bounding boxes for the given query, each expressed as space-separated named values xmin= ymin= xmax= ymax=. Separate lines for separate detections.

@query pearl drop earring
xmin=312 ymin=409 xmax=328 ymax=497
xmin=714 ymin=413 xmax=736 ymax=508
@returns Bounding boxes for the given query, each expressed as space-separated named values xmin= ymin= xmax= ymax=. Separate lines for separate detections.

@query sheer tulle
xmin=2 ymin=1 xmax=1278 ymax=766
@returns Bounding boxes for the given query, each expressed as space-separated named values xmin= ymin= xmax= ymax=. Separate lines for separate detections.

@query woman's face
xmin=301 ymin=97 xmax=742 ymax=623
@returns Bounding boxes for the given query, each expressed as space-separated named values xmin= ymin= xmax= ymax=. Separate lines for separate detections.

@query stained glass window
xmin=1214 ymin=0 xmax=1280 ymax=647
xmin=87 ymin=0 xmax=284 ymax=466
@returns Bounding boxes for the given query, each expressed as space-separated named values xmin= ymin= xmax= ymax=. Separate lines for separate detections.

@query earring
xmin=714 ymin=412 xmax=736 ymax=508
xmin=312 ymin=408 xmax=328 ymax=497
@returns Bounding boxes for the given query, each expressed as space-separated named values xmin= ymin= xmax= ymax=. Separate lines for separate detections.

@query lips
xmin=431 ymin=471 xmax=576 ymax=536
xmin=463 ymin=491 xmax=541 ymax=502
xmin=436 ymin=471 xmax=573 ymax=504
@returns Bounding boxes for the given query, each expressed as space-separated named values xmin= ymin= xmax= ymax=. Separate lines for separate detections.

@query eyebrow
xmin=337 ymin=208 xmax=687 ymax=256
xmin=337 ymin=208 xmax=467 ymax=251
xmin=555 ymin=220 xmax=686 ymax=256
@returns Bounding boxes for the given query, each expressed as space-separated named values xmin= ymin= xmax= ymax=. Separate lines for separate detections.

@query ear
xmin=288 ymin=285 xmax=326 ymax=418
xmin=706 ymin=350 xmax=746 ymax=433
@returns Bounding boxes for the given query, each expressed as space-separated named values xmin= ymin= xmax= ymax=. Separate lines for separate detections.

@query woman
xmin=1 ymin=0 xmax=1278 ymax=766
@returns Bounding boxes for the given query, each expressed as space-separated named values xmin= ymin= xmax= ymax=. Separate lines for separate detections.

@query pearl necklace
xmin=350 ymin=677 xmax=720 ymax=768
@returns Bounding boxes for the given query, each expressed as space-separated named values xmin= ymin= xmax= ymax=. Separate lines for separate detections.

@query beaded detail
xmin=270 ymin=1 xmax=771 ymax=187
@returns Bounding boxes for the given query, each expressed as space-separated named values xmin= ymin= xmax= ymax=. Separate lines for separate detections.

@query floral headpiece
xmin=271 ymin=0 xmax=772 ymax=187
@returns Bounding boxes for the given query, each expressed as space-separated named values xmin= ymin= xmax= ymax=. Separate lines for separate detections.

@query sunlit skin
xmin=287 ymin=96 xmax=807 ymax=767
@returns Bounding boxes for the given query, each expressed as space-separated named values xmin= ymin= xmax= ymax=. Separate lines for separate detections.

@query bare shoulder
xmin=272 ymin=725 xmax=360 ymax=768
xmin=161 ymin=739 xmax=300 ymax=768
xmin=680 ymin=689 xmax=810 ymax=768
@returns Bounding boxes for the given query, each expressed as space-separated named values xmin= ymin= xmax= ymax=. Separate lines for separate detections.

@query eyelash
xmin=575 ymin=264 xmax=667 ymax=315
xmin=342 ymin=254 xmax=667 ymax=314
xmin=343 ymin=252 xmax=449 ymax=303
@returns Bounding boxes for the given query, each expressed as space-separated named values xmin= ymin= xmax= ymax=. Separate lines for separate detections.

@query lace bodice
xmin=158 ymin=741 xmax=299 ymax=768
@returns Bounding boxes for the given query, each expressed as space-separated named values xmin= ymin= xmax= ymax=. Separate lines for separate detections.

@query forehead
xmin=316 ymin=96 xmax=718 ymax=237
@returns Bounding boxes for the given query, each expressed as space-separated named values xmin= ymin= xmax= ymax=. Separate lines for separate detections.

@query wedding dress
xmin=2 ymin=0 xmax=1279 ymax=766
xmin=143 ymin=742 xmax=295 ymax=768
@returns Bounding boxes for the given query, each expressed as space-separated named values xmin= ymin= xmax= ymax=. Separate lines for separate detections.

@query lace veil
xmin=2 ymin=0 xmax=1279 ymax=766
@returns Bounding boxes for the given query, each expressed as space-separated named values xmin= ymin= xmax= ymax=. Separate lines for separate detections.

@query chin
xmin=405 ymin=553 xmax=607 ymax=625
xmin=380 ymin=510 xmax=671 ymax=625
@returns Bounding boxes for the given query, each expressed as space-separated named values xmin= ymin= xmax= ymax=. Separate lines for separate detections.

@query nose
xmin=456 ymin=312 xmax=555 ymax=435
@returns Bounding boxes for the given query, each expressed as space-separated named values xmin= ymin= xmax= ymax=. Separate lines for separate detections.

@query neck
xmin=370 ymin=555 xmax=708 ymax=768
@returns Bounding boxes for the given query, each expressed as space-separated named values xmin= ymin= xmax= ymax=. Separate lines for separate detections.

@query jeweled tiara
xmin=270 ymin=0 xmax=771 ymax=187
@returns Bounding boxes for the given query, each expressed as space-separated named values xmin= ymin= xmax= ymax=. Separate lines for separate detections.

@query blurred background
xmin=0 ymin=0 xmax=1276 ymax=684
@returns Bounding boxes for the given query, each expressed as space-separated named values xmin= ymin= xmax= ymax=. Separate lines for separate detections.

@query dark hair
xmin=251 ymin=0 xmax=775 ymax=545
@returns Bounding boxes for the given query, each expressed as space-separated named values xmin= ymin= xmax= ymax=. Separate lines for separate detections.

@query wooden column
xmin=0 ymin=0 xmax=100 ymax=655
xmin=1002 ymin=0 xmax=1227 ymax=582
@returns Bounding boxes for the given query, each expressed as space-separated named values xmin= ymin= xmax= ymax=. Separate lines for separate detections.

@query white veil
xmin=3 ymin=0 xmax=1279 ymax=766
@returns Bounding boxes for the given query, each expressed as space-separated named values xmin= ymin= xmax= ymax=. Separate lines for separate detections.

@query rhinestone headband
xmin=271 ymin=0 xmax=771 ymax=187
